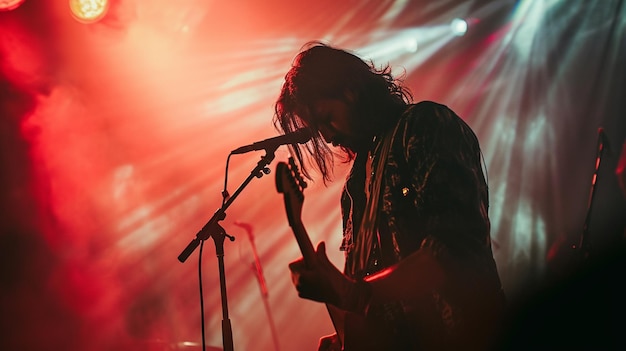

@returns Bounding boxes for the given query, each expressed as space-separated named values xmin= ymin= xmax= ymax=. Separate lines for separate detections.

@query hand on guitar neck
xmin=288 ymin=241 xmax=372 ymax=314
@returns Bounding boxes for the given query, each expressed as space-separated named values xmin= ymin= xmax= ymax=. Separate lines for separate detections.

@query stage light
xmin=69 ymin=0 xmax=109 ymax=24
xmin=405 ymin=38 xmax=418 ymax=53
xmin=450 ymin=18 xmax=468 ymax=36
xmin=450 ymin=17 xmax=482 ymax=37
xmin=0 ymin=0 xmax=26 ymax=11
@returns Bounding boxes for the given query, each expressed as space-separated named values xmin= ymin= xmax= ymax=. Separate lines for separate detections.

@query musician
xmin=275 ymin=42 xmax=506 ymax=351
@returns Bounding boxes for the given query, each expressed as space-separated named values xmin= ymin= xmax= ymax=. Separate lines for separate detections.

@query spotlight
xmin=450 ymin=17 xmax=481 ymax=37
xmin=0 ymin=0 xmax=26 ymax=11
xmin=450 ymin=18 xmax=468 ymax=36
xmin=69 ymin=0 xmax=109 ymax=24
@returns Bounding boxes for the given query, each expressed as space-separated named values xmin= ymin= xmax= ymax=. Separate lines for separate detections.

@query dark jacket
xmin=340 ymin=101 xmax=505 ymax=350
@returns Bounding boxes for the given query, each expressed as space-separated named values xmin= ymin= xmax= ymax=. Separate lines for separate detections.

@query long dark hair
xmin=273 ymin=41 xmax=412 ymax=183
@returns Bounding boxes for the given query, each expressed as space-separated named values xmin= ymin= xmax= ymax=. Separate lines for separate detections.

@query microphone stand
xmin=177 ymin=147 xmax=278 ymax=351
xmin=576 ymin=128 xmax=609 ymax=262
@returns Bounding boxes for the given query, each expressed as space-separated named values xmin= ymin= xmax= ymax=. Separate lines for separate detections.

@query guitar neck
xmin=291 ymin=221 xmax=317 ymax=267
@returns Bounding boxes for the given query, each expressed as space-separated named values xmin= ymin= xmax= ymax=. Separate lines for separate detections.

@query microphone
xmin=230 ymin=128 xmax=313 ymax=155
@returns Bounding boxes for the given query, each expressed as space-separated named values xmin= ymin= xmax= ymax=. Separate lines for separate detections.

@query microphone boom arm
xmin=178 ymin=147 xmax=277 ymax=262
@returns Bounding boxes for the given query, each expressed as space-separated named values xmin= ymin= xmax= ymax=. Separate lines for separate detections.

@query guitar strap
xmin=350 ymin=119 xmax=403 ymax=277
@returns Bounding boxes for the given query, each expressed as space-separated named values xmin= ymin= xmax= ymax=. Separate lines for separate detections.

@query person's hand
xmin=288 ymin=242 xmax=371 ymax=313
xmin=288 ymin=241 xmax=348 ymax=307
xmin=317 ymin=333 xmax=342 ymax=351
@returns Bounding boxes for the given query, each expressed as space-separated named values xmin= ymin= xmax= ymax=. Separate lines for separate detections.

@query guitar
xmin=275 ymin=158 xmax=347 ymax=345
xmin=275 ymin=158 xmax=394 ymax=351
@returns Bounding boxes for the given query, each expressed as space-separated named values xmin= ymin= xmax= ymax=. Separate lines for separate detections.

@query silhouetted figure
xmin=274 ymin=42 xmax=506 ymax=351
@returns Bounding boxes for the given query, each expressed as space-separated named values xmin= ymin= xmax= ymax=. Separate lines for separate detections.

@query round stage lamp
xmin=450 ymin=18 xmax=468 ymax=37
xmin=69 ymin=0 xmax=109 ymax=24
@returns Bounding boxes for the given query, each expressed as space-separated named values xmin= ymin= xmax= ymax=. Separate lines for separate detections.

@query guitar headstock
xmin=275 ymin=157 xmax=308 ymax=227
